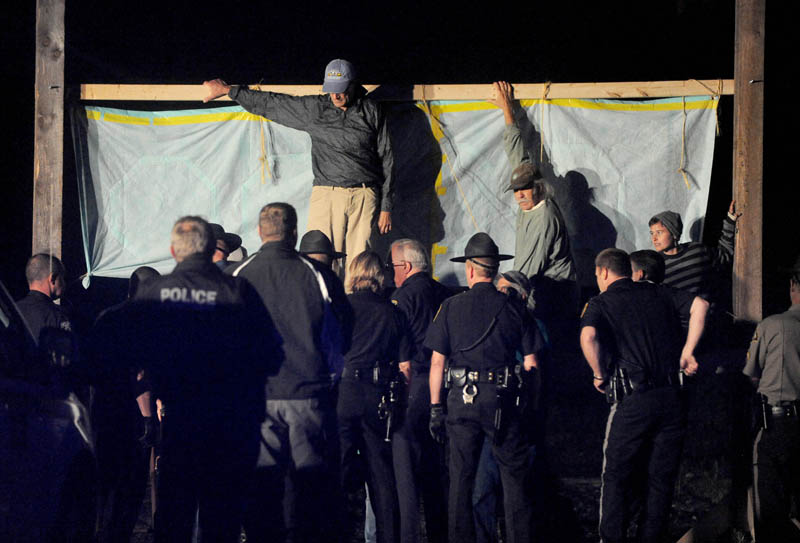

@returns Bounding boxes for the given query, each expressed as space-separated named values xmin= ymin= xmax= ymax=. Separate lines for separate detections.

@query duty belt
xmin=769 ymin=402 xmax=799 ymax=418
xmin=341 ymin=363 xmax=394 ymax=385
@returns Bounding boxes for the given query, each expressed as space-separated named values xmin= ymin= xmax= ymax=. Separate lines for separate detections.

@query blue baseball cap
xmin=322 ymin=59 xmax=356 ymax=93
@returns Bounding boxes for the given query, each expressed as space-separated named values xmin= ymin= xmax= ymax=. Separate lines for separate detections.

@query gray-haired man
xmin=389 ymin=238 xmax=451 ymax=543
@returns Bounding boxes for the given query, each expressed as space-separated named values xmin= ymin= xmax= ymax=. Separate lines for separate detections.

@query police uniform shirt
xmin=390 ymin=273 xmax=452 ymax=371
xmin=345 ymin=290 xmax=412 ymax=370
xmin=16 ymin=290 xmax=72 ymax=342
xmin=580 ymin=279 xmax=694 ymax=385
xmin=424 ymin=282 xmax=537 ymax=370
xmin=744 ymin=303 xmax=800 ymax=404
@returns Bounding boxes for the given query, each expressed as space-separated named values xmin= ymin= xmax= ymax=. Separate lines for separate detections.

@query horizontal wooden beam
xmin=80 ymin=79 xmax=734 ymax=102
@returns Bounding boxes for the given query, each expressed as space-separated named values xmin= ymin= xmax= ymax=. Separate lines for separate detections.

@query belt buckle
xmin=462 ymin=383 xmax=478 ymax=405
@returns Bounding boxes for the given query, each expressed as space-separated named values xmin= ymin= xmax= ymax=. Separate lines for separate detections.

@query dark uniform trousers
xmin=447 ymin=381 xmax=532 ymax=543
xmin=752 ymin=413 xmax=800 ymax=542
xmin=155 ymin=406 xmax=261 ymax=543
xmin=600 ymin=387 xmax=686 ymax=543
xmin=392 ymin=371 xmax=448 ymax=543
xmin=337 ymin=377 xmax=399 ymax=543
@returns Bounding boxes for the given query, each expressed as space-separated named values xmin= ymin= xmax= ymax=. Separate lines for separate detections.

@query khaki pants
xmin=307 ymin=185 xmax=378 ymax=290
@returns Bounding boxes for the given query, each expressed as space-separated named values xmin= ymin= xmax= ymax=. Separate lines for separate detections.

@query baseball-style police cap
xmin=299 ymin=230 xmax=346 ymax=259
xmin=322 ymin=59 xmax=356 ymax=93
xmin=505 ymin=163 xmax=543 ymax=192
xmin=450 ymin=233 xmax=513 ymax=263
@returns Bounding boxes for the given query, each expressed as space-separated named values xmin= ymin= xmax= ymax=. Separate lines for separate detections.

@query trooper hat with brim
xmin=209 ymin=223 xmax=242 ymax=253
xmin=450 ymin=232 xmax=513 ymax=263
xmin=299 ymin=230 xmax=346 ymax=259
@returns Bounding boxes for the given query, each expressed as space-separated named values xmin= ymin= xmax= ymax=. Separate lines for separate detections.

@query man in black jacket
xmin=230 ymin=203 xmax=349 ymax=543
xmin=127 ymin=216 xmax=279 ymax=543
xmin=204 ymin=59 xmax=394 ymax=286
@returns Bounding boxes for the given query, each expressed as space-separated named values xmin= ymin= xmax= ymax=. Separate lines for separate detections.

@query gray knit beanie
xmin=651 ymin=211 xmax=683 ymax=242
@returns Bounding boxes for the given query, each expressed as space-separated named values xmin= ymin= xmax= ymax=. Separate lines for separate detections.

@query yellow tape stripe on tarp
xmin=86 ymin=110 xmax=266 ymax=126
xmin=421 ymin=98 xmax=718 ymax=116
xmin=88 ymin=97 xmax=718 ymax=126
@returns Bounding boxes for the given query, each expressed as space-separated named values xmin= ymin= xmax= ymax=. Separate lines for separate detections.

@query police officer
xmin=388 ymin=238 xmax=451 ymax=543
xmin=580 ymin=248 xmax=708 ymax=543
xmin=337 ymin=250 xmax=411 ymax=543
xmin=130 ymin=215 xmax=278 ymax=543
xmin=743 ymin=257 xmax=800 ymax=542
xmin=16 ymin=253 xmax=72 ymax=343
xmin=425 ymin=232 xmax=538 ymax=543
xmin=209 ymin=223 xmax=242 ymax=271
xmin=230 ymin=203 xmax=349 ymax=543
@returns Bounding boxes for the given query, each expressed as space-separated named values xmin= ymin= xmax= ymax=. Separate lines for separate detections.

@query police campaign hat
xmin=209 ymin=223 xmax=242 ymax=254
xmin=505 ymin=162 xmax=543 ymax=192
xmin=299 ymin=230 xmax=346 ymax=259
xmin=450 ymin=233 xmax=513 ymax=263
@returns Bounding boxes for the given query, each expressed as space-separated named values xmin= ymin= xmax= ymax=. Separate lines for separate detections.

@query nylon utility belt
xmin=445 ymin=365 xmax=520 ymax=405
xmin=605 ymin=367 xmax=680 ymax=404
xmin=341 ymin=363 xmax=395 ymax=386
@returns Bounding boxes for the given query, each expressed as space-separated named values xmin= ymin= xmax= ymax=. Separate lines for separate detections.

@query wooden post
xmin=732 ymin=0 xmax=765 ymax=322
xmin=33 ymin=0 xmax=65 ymax=257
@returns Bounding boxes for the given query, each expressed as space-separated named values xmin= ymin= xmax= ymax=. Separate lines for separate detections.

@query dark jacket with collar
xmin=230 ymin=241 xmax=348 ymax=399
xmin=229 ymin=85 xmax=395 ymax=212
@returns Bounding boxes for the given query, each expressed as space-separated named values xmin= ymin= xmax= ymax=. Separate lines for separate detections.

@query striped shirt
xmin=661 ymin=216 xmax=736 ymax=301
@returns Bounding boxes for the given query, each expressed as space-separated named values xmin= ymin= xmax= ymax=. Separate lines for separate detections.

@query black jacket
xmin=230 ymin=241 xmax=349 ymax=399
xmin=229 ymin=85 xmax=395 ymax=212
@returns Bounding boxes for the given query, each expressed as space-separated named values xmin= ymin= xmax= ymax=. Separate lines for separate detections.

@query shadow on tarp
xmin=367 ymin=87 xmax=445 ymax=264
xmin=512 ymin=109 xmax=619 ymax=294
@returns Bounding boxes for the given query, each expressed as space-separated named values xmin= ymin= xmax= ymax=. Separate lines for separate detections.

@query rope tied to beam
xmin=540 ymin=81 xmax=551 ymax=162
xmin=691 ymin=78 xmax=723 ymax=136
xmin=255 ymin=81 xmax=275 ymax=184
xmin=677 ymin=96 xmax=691 ymax=190
xmin=420 ymin=85 xmax=480 ymax=231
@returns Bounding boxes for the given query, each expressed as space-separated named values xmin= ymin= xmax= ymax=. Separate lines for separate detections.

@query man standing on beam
xmin=203 ymin=59 xmax=394 ymax=289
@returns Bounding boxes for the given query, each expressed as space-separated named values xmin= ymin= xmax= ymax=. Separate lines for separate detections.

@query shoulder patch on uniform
xmin=432 ymin=304 xmax=442 ymax=322
xmin=580 ymin=302 xmax=589 ymax=319
xmin=750 ymin=330 xmax=759 ymax=342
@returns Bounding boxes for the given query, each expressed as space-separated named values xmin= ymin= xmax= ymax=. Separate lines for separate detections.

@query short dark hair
xmin=25 ymin=254 xmax=65 ymax=285
xmin=630 ymin=250 xmax=665 ymax=284
xmin=595 ymin=248 xmax=632 ymax=277
xmin=259 ymin=203 xmax=297 ymax=241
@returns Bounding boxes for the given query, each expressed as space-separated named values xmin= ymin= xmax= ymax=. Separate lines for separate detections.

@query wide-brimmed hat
xmin=450 ymin=233 xmax=513 ymax=263
xmin=299 ymin=230 xmax=346 ymax=259
xmin=505 ymin=162 xmax=543 ymax=192
xmin=209 ymin=223 xmax=242 ymax=254
xmin=322 ymin=59 xmax=356 ymax=93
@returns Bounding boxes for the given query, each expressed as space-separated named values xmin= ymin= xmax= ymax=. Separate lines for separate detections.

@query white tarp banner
xmin=72 ymin=96 xmax=719 ymax=288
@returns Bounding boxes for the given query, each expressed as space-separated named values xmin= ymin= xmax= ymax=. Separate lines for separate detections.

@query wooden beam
xmin=732 ymin=0 xmax=765 ymax=322
xmin=80 ymin=79 xmax=734 ymax=102
xmin=33 ymin=0 xmax=65 ymax=258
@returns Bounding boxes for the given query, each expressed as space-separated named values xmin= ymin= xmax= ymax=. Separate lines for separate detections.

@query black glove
xmin=429 ymin=404 xmax=446 ymax=444
xmin=139 ymin=416 xmax=157 ymax=449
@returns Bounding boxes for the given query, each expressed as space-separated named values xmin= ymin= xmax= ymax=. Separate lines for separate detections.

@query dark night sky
xmin=1 ymin=1 xmax=789 ymax=315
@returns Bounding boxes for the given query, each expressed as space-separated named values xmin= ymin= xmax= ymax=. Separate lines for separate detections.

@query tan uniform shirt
xmin=744 ymin=304 xmax=800 ymax=404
